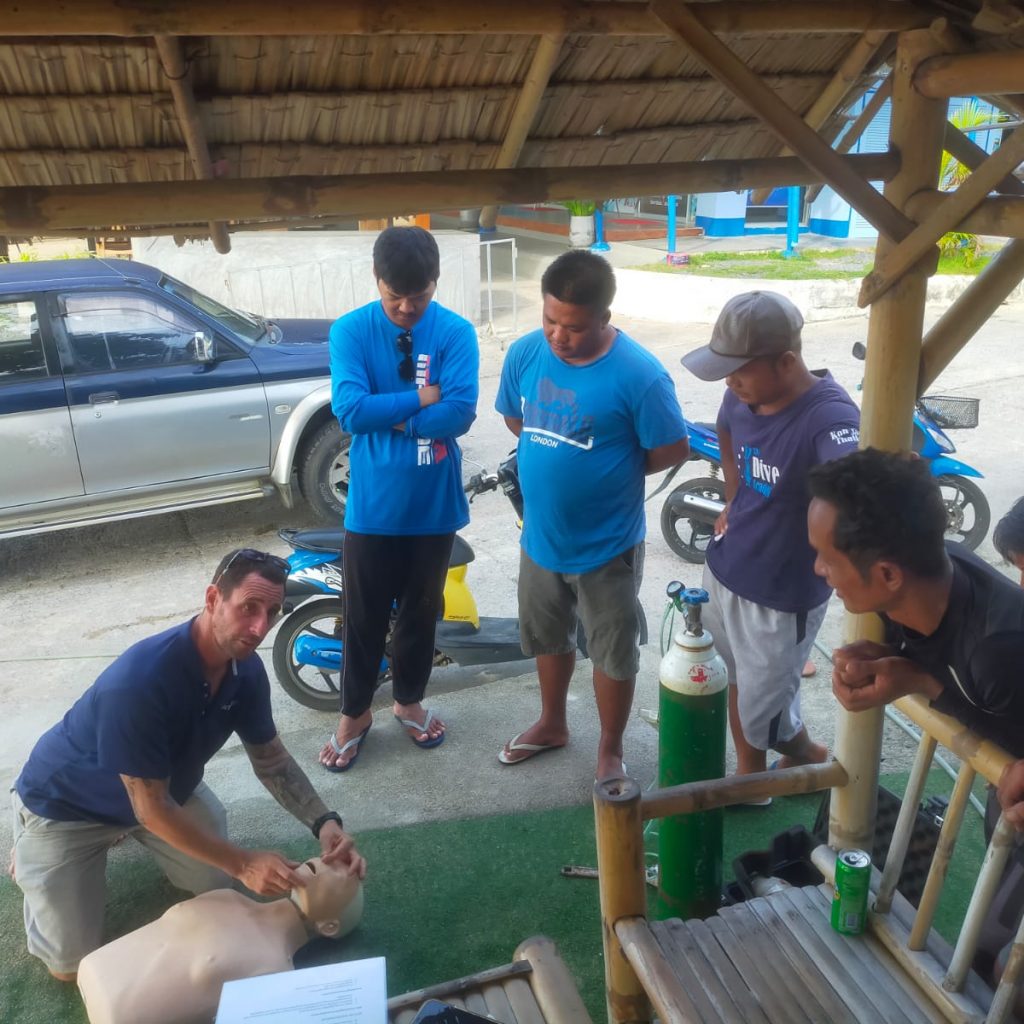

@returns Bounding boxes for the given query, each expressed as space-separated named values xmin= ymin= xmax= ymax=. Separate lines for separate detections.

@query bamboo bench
xmin=388 ymin=936 xmax=594 ymax=1024
xmin=594 ymin=696 xmax=1024 ymax=1024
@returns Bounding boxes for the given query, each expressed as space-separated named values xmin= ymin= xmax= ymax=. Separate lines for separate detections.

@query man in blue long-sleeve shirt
xmin=319 ymin=227 xmax=479 ymax=771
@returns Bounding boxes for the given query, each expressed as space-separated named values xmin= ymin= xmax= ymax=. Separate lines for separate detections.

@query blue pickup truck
xmin=0 ymin=258 xmax=350 ymax=538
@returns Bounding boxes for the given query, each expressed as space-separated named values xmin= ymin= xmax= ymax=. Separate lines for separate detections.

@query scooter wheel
xmin=272 ymin=596 xmax=349 ymax=712
xmin=937 ymin=475 xmax=991 ymax=551
xmin=660 ymin=476 xmax=725 ymax=564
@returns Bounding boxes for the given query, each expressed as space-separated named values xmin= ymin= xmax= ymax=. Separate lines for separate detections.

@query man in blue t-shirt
xmin=321 ymin=227 xmax=479 ymax=771
xmin=10 ymin=550 xmax=365 ymax=982
xmin=495 ymin=251 xmax=689 ymax=781
xmin=681 ymin=291 xmax=859 ymax=794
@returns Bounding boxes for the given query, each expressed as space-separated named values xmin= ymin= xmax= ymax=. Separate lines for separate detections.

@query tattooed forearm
xmin=119 ymin=774 xmax=172 ymax=827
xmin=245 ymin=738 xmax=328 ymax=828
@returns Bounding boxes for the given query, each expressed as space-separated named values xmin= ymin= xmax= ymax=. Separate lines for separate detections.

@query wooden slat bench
xmin=388 ymin=936 xmax=593 ymax=1024
xmin=594 ymin=698 xmax=1024 ymax=1024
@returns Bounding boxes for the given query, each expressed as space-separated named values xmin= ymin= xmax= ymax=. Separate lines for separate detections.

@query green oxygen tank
xmin=656 ymin=583 xmax=729 ymax=921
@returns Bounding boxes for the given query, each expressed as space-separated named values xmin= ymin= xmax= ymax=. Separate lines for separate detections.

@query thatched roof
xmin=0 ymin=1 xmax=1019 ymax=241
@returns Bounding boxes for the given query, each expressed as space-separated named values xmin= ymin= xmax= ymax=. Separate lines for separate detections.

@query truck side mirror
xmin=190 ymin=332 xmax=215 ymax=363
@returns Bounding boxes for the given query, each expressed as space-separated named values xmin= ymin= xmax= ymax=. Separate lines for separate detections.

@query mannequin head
xmin=289 ymin=857 xmax=364 ymax=939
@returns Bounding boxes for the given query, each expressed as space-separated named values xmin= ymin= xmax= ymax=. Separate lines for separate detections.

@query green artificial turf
xmin=0 ymin=769 xmax=990 ymax=1023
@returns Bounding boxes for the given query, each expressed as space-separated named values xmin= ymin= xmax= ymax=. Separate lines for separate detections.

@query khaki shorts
xmin=518 ymin=544 xmax=645 ymax=680
xmin=11 ymin=783 xmax=231 ymax=974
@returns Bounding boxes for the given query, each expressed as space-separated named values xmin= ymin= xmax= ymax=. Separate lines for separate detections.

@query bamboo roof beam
xmin=0 ymin=151 xmax=899 ymax=235
xmin=0 ymin=1 xmax=935 ymax=38
xmin=153 ymin=35 xmax=229 ymax=254
xmin=650 ymin=0 xmax=915 ymax=243
xmin=859 ymin=123 xmax=1024 ymax=306
xmin=919 ymin=239 xmax=1024 ymax=393
xmin=943 ymin=120 xmax=1024 ymax=196
xmin=905 ymin=190 xmax=1024 ymax=235
xmin=915 ymin=49 xmax=1024 ymax=99
xmin=807 ymin=73 xmax=893 ymax=204
xmin=479 ymin=33 xmax=565 ymax=232
xmin=751 ymin=30 xmax=890 ymax=205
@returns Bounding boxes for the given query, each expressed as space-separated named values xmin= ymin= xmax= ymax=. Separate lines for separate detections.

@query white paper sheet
xmin=215 ymin=956 xmax=387 ymax=1024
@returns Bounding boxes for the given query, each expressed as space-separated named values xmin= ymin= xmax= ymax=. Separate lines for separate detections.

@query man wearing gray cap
xmin=681 ymin=291 xmax=859 ymax=797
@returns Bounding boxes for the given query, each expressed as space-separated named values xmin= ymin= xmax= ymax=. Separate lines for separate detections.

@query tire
xmin=272 ymin=597 xmax=348 ymax=712
xmin=660 ymin=476 xmax=725 ymax=564
xmin=298 ymin=420 xmax=352 ymax=522
xmin=937 ymin=475 xmax=991 ymax=551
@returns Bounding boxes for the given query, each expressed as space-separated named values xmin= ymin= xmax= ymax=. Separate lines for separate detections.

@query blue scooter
xmin=660 ymin=347 xmax=989 ymax=562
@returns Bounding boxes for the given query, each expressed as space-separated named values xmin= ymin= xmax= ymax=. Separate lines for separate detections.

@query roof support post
xmin=479 ymin=33 xmax=565 ymax=231
xmin=806 ymin=74 xmax=893 ymax=205
xmin=153 ymin=35 xmax=231 ymax=254
xmin=904 ymin=191 xmax=1024 ymax=236
xmin=650 ymin=1 xmax=914 ymax=243
xmin=750 ymin=30 xmax=889 ymax=205
xmin=943 ymin=121 xmax=1024 ymax=197
xmin=858 ymin=123 xmax=1024 ymax=306
xmin=918 ymin=239 xmax=1024 ymax=393
xmin=830 ymin=29 xmax=949 ymax=855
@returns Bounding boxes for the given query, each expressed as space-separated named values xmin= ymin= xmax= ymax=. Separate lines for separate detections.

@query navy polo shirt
xmin=16 ymin=619 xmax=277 ymax=827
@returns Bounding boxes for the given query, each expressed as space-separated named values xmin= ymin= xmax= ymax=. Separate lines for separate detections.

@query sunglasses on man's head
xmin=396 ymin=330 xmax=414 ymax=382
xmin=214 ymin=548 xmax=290 ymax=586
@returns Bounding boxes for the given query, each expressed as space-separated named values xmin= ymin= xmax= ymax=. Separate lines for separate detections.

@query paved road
xmin=1 ymin=298 xmax=1021 ymax=861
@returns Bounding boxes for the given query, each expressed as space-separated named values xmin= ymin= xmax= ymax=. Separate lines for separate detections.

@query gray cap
xmin=681 ymin=290 xmax=804 ymax=381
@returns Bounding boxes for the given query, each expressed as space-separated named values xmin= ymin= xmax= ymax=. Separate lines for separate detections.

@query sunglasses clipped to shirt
xmin=214 ymin=548 xmax=290 ymax=586
xmin=396 ymin=330 xmax=414 ymax=382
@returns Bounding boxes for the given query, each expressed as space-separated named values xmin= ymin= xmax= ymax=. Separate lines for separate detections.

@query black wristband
xmin=311 ymin=811 xmax=343 ymax=839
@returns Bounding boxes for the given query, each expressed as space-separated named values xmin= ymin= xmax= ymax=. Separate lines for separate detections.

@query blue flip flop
xmin=323 ymin=724 xmax=370 ymax=773
xmin=394 ymin=709 xmax=445 ymax=749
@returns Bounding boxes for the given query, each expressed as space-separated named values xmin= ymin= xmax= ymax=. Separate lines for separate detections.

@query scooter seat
xmin=284 ymin=528 xmax=475 ymax=567
xmin=692 ymin=421 xmax=717 ymax=434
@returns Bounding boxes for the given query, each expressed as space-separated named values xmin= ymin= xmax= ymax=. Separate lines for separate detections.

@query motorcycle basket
xmin=918 ymin=394 xmax=979 ymax=429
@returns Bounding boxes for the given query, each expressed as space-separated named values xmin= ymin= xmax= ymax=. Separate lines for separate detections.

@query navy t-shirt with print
xmin=15 ymin=619 xmax=277 ymax=826
xmin=495 ymin=328 xmax=688 ymax=574
xmin=707 ymin=371 xmax=860 ymax=613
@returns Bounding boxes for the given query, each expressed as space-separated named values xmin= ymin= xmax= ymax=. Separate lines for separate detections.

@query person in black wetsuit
xmin=806 ymin=448 xmax=1024 ymax=984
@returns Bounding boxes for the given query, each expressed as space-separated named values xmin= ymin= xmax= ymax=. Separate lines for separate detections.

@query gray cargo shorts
xmin=518 ymin=543 xmax=645 ymax=680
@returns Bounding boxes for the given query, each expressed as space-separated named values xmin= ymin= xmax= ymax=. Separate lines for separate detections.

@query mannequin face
xmin=290 ymin=858 xmax=364 ymax=938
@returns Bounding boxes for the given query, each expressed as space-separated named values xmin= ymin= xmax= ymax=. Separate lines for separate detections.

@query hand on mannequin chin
xmin=77 ymin=857 xmax=364 ymax=1024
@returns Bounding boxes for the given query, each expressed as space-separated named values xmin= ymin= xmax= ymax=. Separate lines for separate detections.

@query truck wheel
xmin=299 ymin=421 xmax=352 ymax=522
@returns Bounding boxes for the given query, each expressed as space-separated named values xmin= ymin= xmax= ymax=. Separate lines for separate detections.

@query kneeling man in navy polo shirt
xmin=10 ymin=549 xmax=365 ymax=983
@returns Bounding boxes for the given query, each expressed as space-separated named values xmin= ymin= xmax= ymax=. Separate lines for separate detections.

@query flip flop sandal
xmin=394 ymin=708 xmax=445 ymax=749
xmin=498 ymin=732 xmax=565 ymax=766
xmin=323 ymin=724 xmax=371 ymax=773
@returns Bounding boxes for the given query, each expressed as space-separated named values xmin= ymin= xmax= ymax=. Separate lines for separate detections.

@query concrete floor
xmin=1 ymin=256 xmax=1022 ymax=863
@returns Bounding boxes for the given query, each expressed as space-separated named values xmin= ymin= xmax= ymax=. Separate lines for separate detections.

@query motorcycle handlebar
xmin=465 ymin=472 xmax=500 ymax=496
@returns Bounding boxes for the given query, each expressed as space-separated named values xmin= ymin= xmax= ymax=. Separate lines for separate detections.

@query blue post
xmin=783 ymin=186 xmax=800 ymax=258
xmin=667 ymin=194 xmax=678 ymax=253
xmin=591 ymin=203 xmax=611 ymax=253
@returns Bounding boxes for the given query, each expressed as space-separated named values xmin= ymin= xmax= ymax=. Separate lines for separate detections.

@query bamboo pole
xmin=919 ymin=239 xmax=1024 ymax=392
xmin=943 ymin=122 xmax=1024 ymax=196
xmin=512 ymin=936 xmax=594 ymax=1024
xmin=894 ymin=695 xmax=1016 ymax=786
xmin=640 ymin=760 xmax=847 ymax=821
xmin=987 ymin=911 xmax=1024 ymax=1023
xmin=387 ymin=962 xmax=533 ymax=1012
xmin=806 ymin=74 xmax=893 ymax=205
xmin=860 ymin=122 xmax=1024 ymax=305
xmin=594 ymin=778 xmax=650 ymax=1024
xmin=909 ymin=764 xmax=977 ymax=950
xmin=479 ymin=33 xmax=565 ymax=232
xmin=0 ymin=151 xmax=899 ymax=235
xmin=904 ymin=191 xmax=1024 ymax=236
xmin=916 ymin=50 xmax=1024 ymax=99
xmin=153 ymin=35 xmax=230 ymax=254
xmin=751 ymin=30 xmax=890 ymax=205
xmin=875 ymin=734 xmax=937 ymax=915
xmin=613 ymin=919 xmax=701 ymax=1024
xmin=0 ymin=1 xmax=935 ymax=38
xmin=830 ymin=28 xmax=948 ymax=855
xmin=650 ymin=0 xmax=914 ymax=243
xmin=945 ymin=817 xmax=1017 ymax=993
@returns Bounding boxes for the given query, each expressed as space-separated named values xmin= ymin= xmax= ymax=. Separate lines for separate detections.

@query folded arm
xmin=404 ymin=324 xmax=479 ymax=439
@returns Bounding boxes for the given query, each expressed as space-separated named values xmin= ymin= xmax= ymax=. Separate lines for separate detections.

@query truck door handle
xmin=88 ymin=391 xmax=120 ymax=405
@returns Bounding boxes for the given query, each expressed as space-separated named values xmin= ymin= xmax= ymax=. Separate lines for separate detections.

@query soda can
xmin=831 ymin=849 xmax=871 ymax=935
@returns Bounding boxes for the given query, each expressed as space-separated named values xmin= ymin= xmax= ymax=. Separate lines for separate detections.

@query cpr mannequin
xmin=77 ymin=857 xmax=363 ymax=1024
